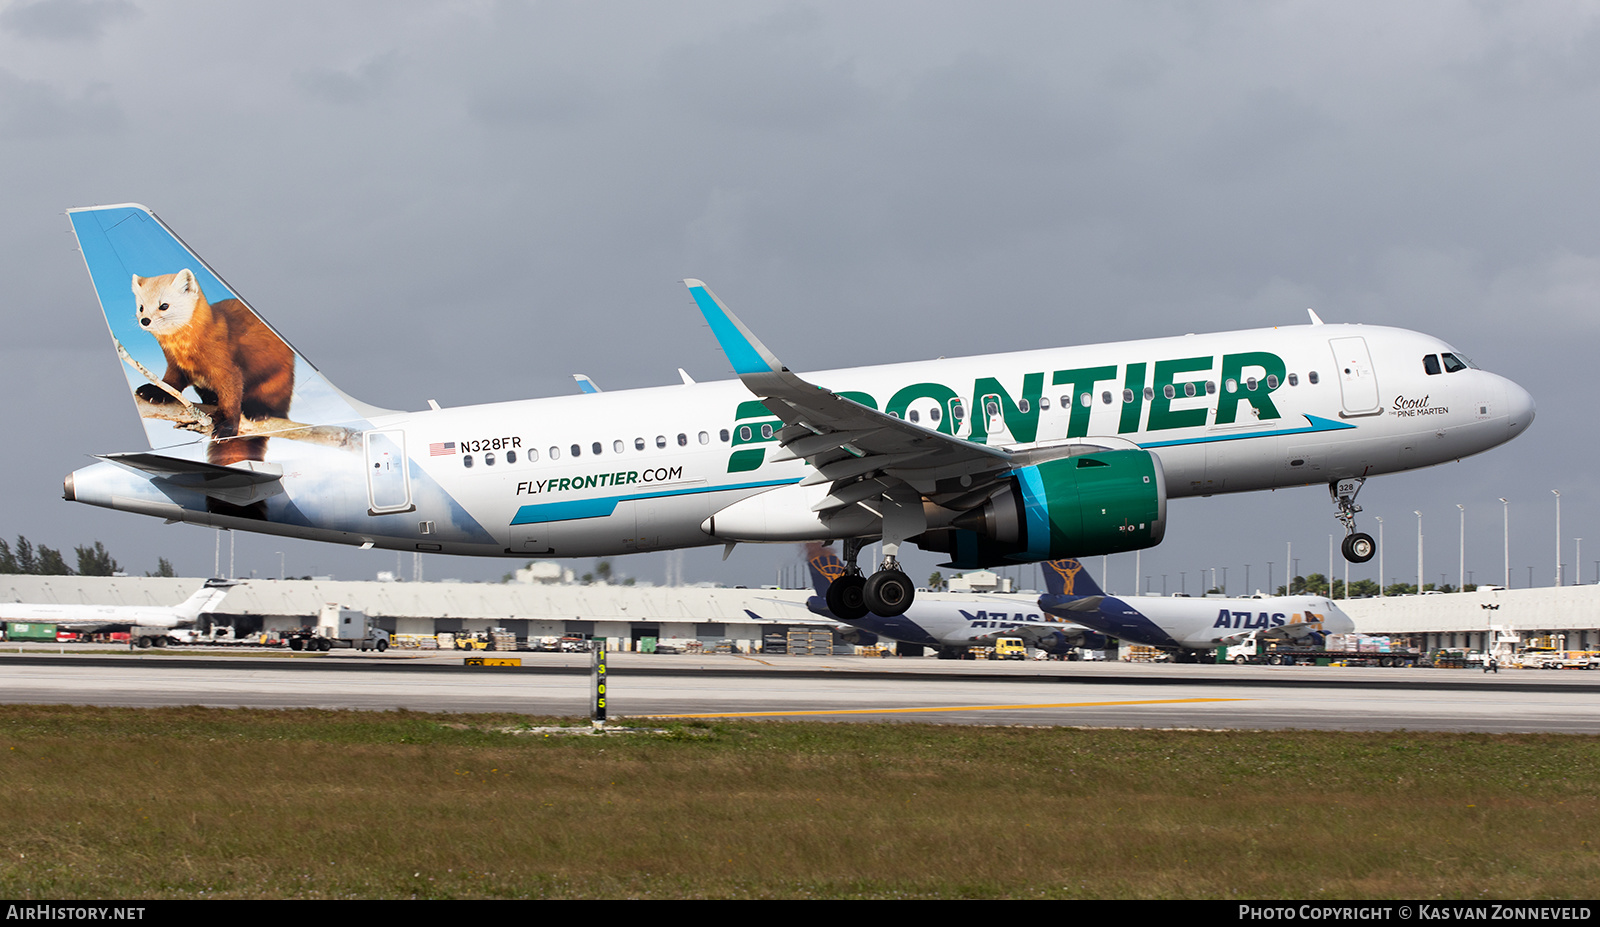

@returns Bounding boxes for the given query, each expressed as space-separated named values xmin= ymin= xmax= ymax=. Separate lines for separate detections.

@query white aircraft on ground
xmin=63 ymin=205 xmax=1534 ymax=620
xmin=787 ymin=544 xmax=1110 ymax=658
xmin=1036 ymin=560 xmax=1354 ymax=662
xmin=0 ymin=578 xmax=241 ymax=631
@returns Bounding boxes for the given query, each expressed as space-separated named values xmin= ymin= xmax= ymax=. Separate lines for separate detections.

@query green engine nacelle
xmin=940 ymin=449 xmax=1167 ymax=567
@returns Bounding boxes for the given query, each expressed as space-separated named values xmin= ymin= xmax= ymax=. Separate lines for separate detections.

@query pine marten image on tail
xmin=130 ymin=269 xmax=295 ymax=471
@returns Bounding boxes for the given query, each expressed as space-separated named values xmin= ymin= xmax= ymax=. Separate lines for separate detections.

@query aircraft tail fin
xmin=171 ymin=578 xmax=242 ymax=621
xmin=1041 ymin=559 xmax=1105 ymax=597
xmin=66 ymin=204 xmax=388 ymax=461
xmin=803 ymin=543 xmax=849 ymax=597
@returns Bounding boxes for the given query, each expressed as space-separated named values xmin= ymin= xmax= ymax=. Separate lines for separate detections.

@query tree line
xmin=0 ymin=536 xmax=173 ymax=578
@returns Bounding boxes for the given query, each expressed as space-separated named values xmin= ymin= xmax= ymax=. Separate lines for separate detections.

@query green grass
xmin=0 ymin=706 xmax=1594 ymax=899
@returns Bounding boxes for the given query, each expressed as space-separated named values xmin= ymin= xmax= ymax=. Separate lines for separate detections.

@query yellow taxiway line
xmin=639 ymin=697 xmax=1249 ymax=720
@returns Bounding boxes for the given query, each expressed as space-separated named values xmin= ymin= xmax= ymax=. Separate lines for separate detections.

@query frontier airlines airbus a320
xmin=62 ymin=205 xmax=1534 ymax=619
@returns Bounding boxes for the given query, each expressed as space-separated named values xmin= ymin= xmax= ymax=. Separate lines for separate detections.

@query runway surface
xmin=0 ymin=648 xmax=1594 ymax=732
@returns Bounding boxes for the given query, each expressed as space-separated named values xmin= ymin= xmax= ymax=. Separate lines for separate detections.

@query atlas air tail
xmin=801 ymin=545 xmax=1109 ymax=657
xmin=1038 ymin=559 xmax=1354 ymax=659
xmin=63 ymin=205 xmax=1533 ymax=619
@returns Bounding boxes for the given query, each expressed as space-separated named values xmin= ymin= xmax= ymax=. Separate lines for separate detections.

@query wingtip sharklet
xmin=682 ymin=279 xmax=785 ymax=377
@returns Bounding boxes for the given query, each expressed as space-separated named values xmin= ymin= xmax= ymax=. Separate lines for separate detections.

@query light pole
xmin=1415 ymin=511 xmax=1424 ymax=593
xmin=1457 ymin=504 xmax=1465 ymax=592
xmin=1500 ymin=498 xmax=1509 ymax=588
xmin=1375 ymin=516 xmax=1384 ymax=596
xmin=1553 ymin=489 xmax=1562 ymax=587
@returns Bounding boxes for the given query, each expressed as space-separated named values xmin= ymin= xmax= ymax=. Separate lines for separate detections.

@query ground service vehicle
xmin=287 ymin=605 xmax=391 ymax=652
xmin=1225 ymin=630 xmax=1419 ymax=667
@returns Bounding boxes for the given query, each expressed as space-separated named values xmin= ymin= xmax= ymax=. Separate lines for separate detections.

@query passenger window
xmin=950 ymin=400 xmax=964 ymax=422
xmin=506 ymin=450 xmax=516 ymax=464
xmin=656 ymin=435 xmax=667 ymax=449
xmin=1018 ymin=398 xmax=1030 ymax=414
xmin=1308 ymin=371 xmax=1319 ymax=384
xmin=485 ymin=452 xmax=495 ymax=466
xmin=1441 ymin=353 xmax=1467 ymax=373
xmin=908 ymin=410 xmax=919 ymax=423
xmin=1287 ymin=373 xmax=1298 ymax=387
xmin=1144 ymin=387 xmax=1154 ymax=401
xmin=1183 ymin=382 xmax=1196 ymax=398
xmin=1423 ymin=355 xmax=1441 ymax=376
xmin=549 ymin=446 xmax=560 ymax=460
xmin=986 ymin=400 xmax=1000 ymax=418
xmin=571 ymin=444 xmax=581 ymax=458
xmin=1059 ymin=395 xmax=1070 ymax=409
xmin=699 ymin=431 xmax=709 ymax=445
xmin=592 ymin=442 xmax=602 ymax=456
xmin=1266 ymin=375 xmax=1279 ymax=389
xmin=930 ymin=407 xmax=941 ymax=422
xmin=1039 ymin=397 xmax=1050 ymax=411
xmin=614 ymin=440 xmax=624 ymax=454
xmin=1102 ymin=390 xmax=1113 ymax=404
xmin=1079 ymin=392 xmax=1091 ymax=407
xmin=761 ymin=424 xmax=773 ymax=439
xmin=677 ymin=433 xmax=687 ymax=446
xmin=1205 ymin=381 xmax=1216 ymax=395
xmin=634 ymin=438 xmax=645 ymax=451
xmin=1225 ymin=378 xmax=1237 ymax=393
xmin=1122 ymin=389 xmax=1134 ymax=403
xmin=463 ymin=455 xmax=473 ymax=468
xmin=1163 ymin=385 xmax=1176 ymax=399
xmin=1246 ymin=377 xmax=1257 ymax=391
xmin=719 ymin=429 xmax=730 ymax=442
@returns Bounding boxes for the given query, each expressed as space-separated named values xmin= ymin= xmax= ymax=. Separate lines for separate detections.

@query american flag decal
xmin=430 ymin=442 xmax=456 ymax=456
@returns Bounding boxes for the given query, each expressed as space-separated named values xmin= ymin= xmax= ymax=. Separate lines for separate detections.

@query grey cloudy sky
xmin=1 ymin=1 xmax=1594 ymax=591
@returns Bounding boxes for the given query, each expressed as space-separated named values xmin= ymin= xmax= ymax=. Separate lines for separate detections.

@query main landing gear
xmin=825 ymin=538 xmax=916 ymax=620
xmin=1331 ymin=478 xmax=1376 ymax=564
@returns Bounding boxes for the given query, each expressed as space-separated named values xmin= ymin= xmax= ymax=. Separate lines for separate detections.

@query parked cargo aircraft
xmin=795 ymin=544 xmax=1110 ymax=658
xmin=1036 ymin=560 xmax=1353 ymax=661
xmin=64 ymin=205 xmax=1533 ymax=621
xmin=0 ymin=578 xmax=240 ymax=631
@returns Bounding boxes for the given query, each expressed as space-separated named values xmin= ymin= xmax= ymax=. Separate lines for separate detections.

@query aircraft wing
xmin=1217 ymin=620 xmax=1328 ymax=646
xmin=685 ymin=281 xmax=1014 ymax=502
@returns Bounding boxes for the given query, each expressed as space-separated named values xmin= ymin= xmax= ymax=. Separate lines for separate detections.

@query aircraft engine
xmin=926 ymin=448 xmax=1167 ymax=569
xmin=832 ymin=626 xmax=879 ymax=646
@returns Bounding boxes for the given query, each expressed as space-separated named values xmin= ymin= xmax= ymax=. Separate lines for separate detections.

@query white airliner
xmin=1035 ymin=560 xmax=1353 ymax=662
xmin=787 ymin=545 xmax=1110 ymax=658
xmin=62 ymin=205 xmax=1533 ymax=620
xmin=0 ymin=579 xmax=240 ymax=631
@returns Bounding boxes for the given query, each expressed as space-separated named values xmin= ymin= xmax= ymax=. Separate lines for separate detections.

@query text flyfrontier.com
xmin=1239 ymin=906 xmax=1592 ymax=921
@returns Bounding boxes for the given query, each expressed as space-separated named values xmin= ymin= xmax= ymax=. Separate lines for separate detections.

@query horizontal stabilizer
xmin=99 ymin=451 xmax=283 ymax=507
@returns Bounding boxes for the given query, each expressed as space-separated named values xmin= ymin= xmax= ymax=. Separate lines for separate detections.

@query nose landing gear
xmin=1332 ymin=478 xmax=1376 ymax=564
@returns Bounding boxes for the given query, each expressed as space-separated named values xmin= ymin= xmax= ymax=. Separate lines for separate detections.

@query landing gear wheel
xmin=1342 ymin=532 xmax=1376 ymax=564
xmin=827 ymin=574 xmax=870 ymax=621
xmin=863 ymin=570 xmax=915 ymax=617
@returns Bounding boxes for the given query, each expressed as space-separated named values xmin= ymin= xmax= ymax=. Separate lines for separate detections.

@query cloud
xmin=0 ymin=68 xmax=122 ymax=138
xmin=0 ymin=0 xmax=138 ymax=41
xmin=295 ymin=52 xmax=402 ymax=106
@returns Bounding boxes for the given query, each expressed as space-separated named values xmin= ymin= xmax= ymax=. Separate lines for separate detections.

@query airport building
xmin=2 ymin=573 xmax=1598 ymax=656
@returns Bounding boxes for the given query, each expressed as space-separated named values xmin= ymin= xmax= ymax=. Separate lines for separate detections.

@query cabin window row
xmin=461 ymin=429 xmax=732 ymax=468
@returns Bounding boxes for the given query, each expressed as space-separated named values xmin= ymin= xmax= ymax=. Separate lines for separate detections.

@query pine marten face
xmin=131 ymin=270 xmax=203 ymax=337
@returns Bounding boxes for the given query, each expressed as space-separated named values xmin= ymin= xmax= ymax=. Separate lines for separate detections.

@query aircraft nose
xmin=1505 ymin=379 xmax=1536 ymax=437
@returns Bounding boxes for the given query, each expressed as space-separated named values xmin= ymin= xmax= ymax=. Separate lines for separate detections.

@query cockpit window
xmin=1440 ymin=353 xmax=1468 ymax=373
xmin=1423 ymin=354 xmax=1442 ymax=376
